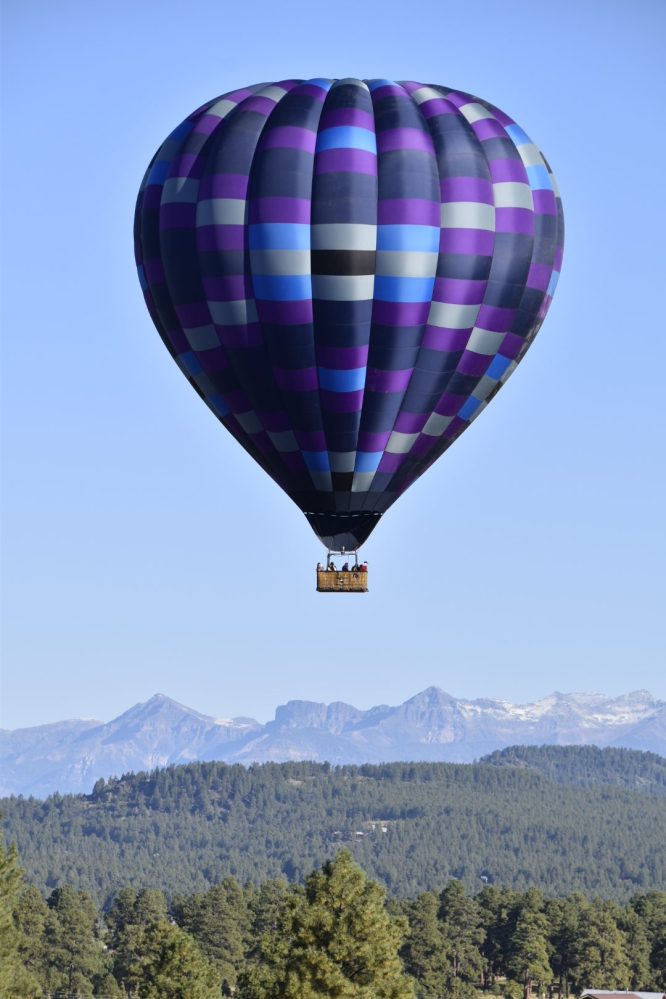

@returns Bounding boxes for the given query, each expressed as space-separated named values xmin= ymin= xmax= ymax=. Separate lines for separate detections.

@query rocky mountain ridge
xmin=1 ymin=688 xmax=664 ymax=798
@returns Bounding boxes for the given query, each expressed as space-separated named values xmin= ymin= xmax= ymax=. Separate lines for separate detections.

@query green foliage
xmin=4 ymin=757 xmax=666 ymax=906
xmin=239 ymin=850 xmax=414 ymax=998
xmin=482 ymin=745 xmax=666 ymax=795
xmin=400 ymin=892 xmax=448 ymax=996
xmin=43 ymin=883 xmax=110 ymax=997
xmin=0 ymin=839 xmax=42 ymax=998
xmin=505 ymin=889 xmax=552 ymax=999
xmin=173 ymin=876 xmax=249 ymax=991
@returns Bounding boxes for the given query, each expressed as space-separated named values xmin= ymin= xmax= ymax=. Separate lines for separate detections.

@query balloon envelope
xmin=135 ymin=79 xmax=563 ymax=550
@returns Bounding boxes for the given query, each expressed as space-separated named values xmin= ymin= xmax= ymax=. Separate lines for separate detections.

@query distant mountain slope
xmin=2 ymin=757 xmax=665 ymax=907
xmin=1 ymin=688 xmax=664 ymax=797
xmin=481 ymin=744 xmax=666 ymax=795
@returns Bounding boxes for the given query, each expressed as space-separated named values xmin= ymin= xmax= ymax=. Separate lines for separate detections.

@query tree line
xmin=3 ymin=756 xmax=666 ymax=907
xmin=2 ymin=837 xmax=665 ymax=999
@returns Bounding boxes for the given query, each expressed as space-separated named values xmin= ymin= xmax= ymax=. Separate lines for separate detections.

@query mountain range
xmin=2 ymin=687 xmax=665 ymax=798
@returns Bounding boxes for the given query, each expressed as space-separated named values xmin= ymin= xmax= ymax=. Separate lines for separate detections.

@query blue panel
xmin=354 ymin=451 xmax=383 ymax=472
xmin=248 ymin=224 xmax=310 ymax=250
xmin=374 ymin=275 xmax=436 ymax=303
xmin=306 ymin=78 xmax=333 ymax=92
xmin=209 ymin=393 xmax=231 ymax=417
xmin=252 ymin=274 xmax=311 ymax=301
xmin=316 ymin=126 xmax=377 ymax=153
xmin=303 ymin=450 xmax=331 ymax=471
xmin=505 ymin=123 xmax=532 ymax=147
xmin=547 ymin=270 xmax=560 ymax=297
xmin=178 ymin=351 xmax=202 ymax=376
xmin=147 ymin=160 xmax=170 ymax=185
xmin=137 ymin=264 xmax=148 ymax=291
xmin=318 ymin=366 xmax=366 ymax=392
xmin=458 ymin=396 xmax=483 ymax=420
xmin=526 ymin=164 xmax=553 ymax=191
xmin=486 ymin=354 xmax=512 ymax=380
xmin=377 ymin=225 xmax=440 ymax=252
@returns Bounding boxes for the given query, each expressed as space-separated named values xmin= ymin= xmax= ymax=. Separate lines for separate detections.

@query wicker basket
xmin=317 ymin=569 xmax=368 ymax=593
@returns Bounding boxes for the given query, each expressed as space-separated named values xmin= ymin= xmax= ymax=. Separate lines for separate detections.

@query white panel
xmin=493 ymin=182 xmax=533 ymax=210
xmin=250 ymin=250 xmax=311 ymax=275
xmin=196 ymin=199 xmax=246 ymax=226
xmin=428 ymin=301 xmax=479 ymax=330
xmin=466 ymin=327 xmax=505 ymax=355
xmin=311 ymin=223 xmax=376 ymax=251
xmin=441 ymin=202 xmax=495 ymax=230
xmin=422 ymin=413 xmax=453 ymax=437
xmin=208 ymin=300 xmax=258 ymax=325
xmin=386 ymin=431 xmax=418 ymax=454
xmin=459 ymin=101 xmax=494 ymax=123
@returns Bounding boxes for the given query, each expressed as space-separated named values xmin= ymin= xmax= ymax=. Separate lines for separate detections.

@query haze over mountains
xmin=2 ymin=687 xmax=664 ymax=798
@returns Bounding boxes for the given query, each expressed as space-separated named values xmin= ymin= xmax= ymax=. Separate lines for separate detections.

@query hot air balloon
xmin=134 ymin=78 xmax=563 ymax=589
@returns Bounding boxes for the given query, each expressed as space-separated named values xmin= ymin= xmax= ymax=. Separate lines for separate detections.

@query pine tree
xmin=400 ymin=892 xmax=448 ymax=997
xmin=506 ymin=889 xmax=552 ymax=999
xmin=438 ymin=879 xmax=485 ymax=992
xmin=174 ymin=876 xmax=249 ymax=992
xmin=43 ymin=884 xmax=109 ymax=996
xmin=0 ymin=840 xmax=41 ymax=998
xmin=240 ymin=850 xmax=414 ymax=998
xmin=572 ymin=901 xmax=631 ymax=991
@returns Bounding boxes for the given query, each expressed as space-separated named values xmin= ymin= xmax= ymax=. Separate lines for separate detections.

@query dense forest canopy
xmin=2 ymin=748 xmax=665 ymax=907
xmin=2 ymin=839 xmax=665 ymax=998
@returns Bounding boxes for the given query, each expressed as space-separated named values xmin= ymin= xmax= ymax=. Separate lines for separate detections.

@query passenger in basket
xmin=359 ymin=562 xmax=368 ymax=573
xmin=341 ymin=561 xmax=349 ymax=572
xmin=328 ymin=561 xmax=337 ymax=571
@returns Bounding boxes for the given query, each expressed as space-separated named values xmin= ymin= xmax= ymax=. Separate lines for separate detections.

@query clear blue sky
xmin=2 ymin=0 xmax=665 ymax=730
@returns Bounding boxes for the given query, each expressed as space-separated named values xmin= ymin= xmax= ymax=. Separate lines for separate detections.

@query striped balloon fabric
xmin=135 ymin=78 xmax=563 ymax=551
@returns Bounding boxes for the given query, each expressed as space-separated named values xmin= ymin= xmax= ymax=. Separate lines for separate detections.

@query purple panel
xmin=500 ymin=332 xmax=526 ymax=359
xmin=419 ymin=98 xmax=456 ymax=119
xmin=458 ymin=351 xmax=491 ymax=377
xmin=440 ymin=176 xmax=494 ymax=203
xmin=533 ymin=189 xmax=557 ymax=215
xmin=488 ymin=159 xmax=528 ymax=183
xmin=476 ymin=304 xmax=516 ymax=332
xmin=495 ymin=208 xmax=535 ymax=234
xmin=440 ymin=228 xmax=494 ymax=255
xmin=435 ymin=392 xmax=467 ymax=416
xmin=200 ymin=174 xmax=249 ymax=198
xmin=434 ymin=278 xmax=486 ymax=305
xmin=249 ymin=197 xmax=311 ymax=223
xmin=358 ymin=430 xmax=391 ymax=451
xmin=260 ymin=126 xmax=317 ymax=153
xmin=378 ymin=199 xmax=439 ymax=225
xmin=395 ymin=411 xmax=428 ymax=433
xmin=527 ymin=262 xmax=552 ymax=291
xmin=366 ymin=368 xmax=412 ymax=392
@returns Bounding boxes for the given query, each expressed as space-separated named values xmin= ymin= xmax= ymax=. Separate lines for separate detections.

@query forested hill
xmin=481 ymin=744 xmax=666 ymax=794
xmin=3 ymin=754 xmax=666 ymax=908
